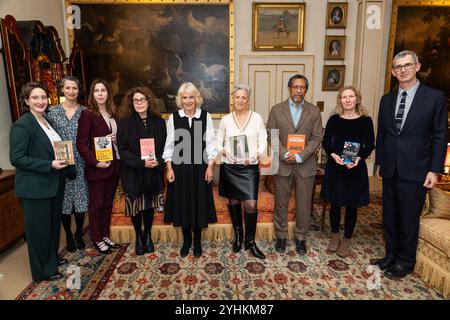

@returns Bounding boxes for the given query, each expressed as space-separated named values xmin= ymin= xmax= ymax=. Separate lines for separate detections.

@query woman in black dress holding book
xmin=163 ymin=82 xmax=217 ymax=258
xmin=321 ymin=86 xmax=375 ymax=257
xmin=117 ymin=87 xmax=166 ymax=255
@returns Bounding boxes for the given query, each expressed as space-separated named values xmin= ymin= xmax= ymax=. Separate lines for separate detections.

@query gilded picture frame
xmin=252 ymin=2 xmax=305 ymax=51
xmin=324 ymin=35 xmax=346 ymax=60
xmin=65 ymin=0 xmax=234 ymax=118
xmin=326 ymin=2 xmax=348 ymax=28
xmin=384 ymin=0 xmax=450 ymax=108
xmin=322 ymin=65 xmax=345 ymax=91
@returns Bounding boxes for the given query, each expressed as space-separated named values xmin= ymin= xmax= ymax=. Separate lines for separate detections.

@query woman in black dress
xmin=163 ymin=82 xmax=217 ymax=258
xmin=117 ymin=86 xmax=166 ymax=255
xmin=321 ymin=85 xmax=375 ymax=257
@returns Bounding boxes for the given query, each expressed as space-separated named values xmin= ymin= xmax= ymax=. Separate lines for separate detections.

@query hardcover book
xmin=287 ymin=134 xmax=306 ymax=154
xmin=53 ymin=140 xmax=75 ymax=165
xmin=230 ymin=134 xmax=248 ymax=161
xmin=140 ymin=138 xmax=156 ymax=160
xmin=341 ymin=141 xmax=360 ymax=164
xmin=94 ymin=136 xmax=113 ymax=162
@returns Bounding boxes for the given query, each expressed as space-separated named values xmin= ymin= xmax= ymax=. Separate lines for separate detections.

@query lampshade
xmin=445 ymin=143 xmax=450 ymax=168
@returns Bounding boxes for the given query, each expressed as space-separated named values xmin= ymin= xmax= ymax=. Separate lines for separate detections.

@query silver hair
xmin=393 ymin=50 xmax=419 ymax=65
xmin=232 ymin=84 xmax=252 ymax=97
xmin=175 ymin=82 xmax=203 ymax=108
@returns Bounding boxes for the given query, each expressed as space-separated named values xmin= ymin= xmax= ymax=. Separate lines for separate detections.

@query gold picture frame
xmin=326 ymin=2 xmax=348 ymax=28
xmin=384 ymin=0 xmax=450 ymax=105
xmin=324 ymin=35 xmax=346 ymax=60
xmin=65 ymin=0 xmax=234 ymax=119
xmin=322 ymin=65 xmax=345 ymax=91
xmin=252 ymin=2 xmax=305 ymax=51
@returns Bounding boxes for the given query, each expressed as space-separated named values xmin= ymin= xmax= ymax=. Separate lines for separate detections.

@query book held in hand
xmin=94 ymin=136 xmax=113 ymax=162
xmin=53 ymin=140 xmax=75 ymax=165
xmin=341 ymin=141 xmax=360 ymax=164
xmin=230 ymin=134 xmax=248 ymax=161
xmin=287 ymin=134 xmax=306 ymax=154
xmin=140 ymin=138 xmax=156 ymax=160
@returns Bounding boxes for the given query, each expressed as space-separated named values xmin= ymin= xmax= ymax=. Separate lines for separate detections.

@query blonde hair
xmin=334 ymin=85 xmax=368 ymax=116
xmin=175 ymin=82 xmax=203 ymax=109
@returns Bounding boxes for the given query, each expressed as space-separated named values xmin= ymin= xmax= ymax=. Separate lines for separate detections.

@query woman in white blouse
xmin=217 ymin=84 xmax=267 ymax=259
xmin=163 ymin=82 xmax=217 ymax=258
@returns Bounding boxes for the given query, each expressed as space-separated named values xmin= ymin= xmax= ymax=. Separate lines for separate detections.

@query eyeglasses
xmin=393 ymin=62 xmax=416 ymax=72
xmin=133 ymin=97 xmax=148 ymax=104
xmin=290 ymin=85 xmax=307 ymax=90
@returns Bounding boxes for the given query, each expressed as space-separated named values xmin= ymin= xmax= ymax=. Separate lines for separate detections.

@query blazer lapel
xmin=29 ymin=114 xmax=55 ymax=157
xmin=399 ymin=84 xmax=423 ymax=135
xmin=281 ymin=100 xmax=296 ymax=130
xmin=388 ymin=89 xmax=399 ymax=133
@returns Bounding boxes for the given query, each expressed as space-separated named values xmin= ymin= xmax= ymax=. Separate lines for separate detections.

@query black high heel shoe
xmin=103 ymin=237 xmax=121 ymax=249
xmin=94 ymin=241 xmax=112 ymax=254
xmin=66 ymin=235 xmax=76 ymax=253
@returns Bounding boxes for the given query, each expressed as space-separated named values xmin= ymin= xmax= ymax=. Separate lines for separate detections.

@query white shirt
xmin=216 ymin=111 xmax=267 ymax=164
xmin=162 ymin=108 xmax=217 ymax=162
xmin=37 ymin=119 xmax=62 ymax=144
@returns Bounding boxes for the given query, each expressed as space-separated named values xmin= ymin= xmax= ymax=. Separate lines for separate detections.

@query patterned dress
xmin=46 ymin=104 xmax=89 ymax=214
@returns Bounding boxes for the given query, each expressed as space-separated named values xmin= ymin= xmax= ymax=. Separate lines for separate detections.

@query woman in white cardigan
xmin=216 ymin=84 xmax=267 ymax=259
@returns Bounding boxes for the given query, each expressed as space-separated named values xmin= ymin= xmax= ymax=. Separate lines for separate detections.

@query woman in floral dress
xmin=47 ymin=76 xmax=88 ymax=252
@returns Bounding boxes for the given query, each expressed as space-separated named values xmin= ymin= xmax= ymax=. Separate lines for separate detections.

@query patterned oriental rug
xmin=16 ymin=202 xmax=443 ymax=300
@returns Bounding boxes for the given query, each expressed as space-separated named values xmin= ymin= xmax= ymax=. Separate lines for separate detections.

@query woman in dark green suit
xmin=9 ymin=82 xmax=71 ymax=282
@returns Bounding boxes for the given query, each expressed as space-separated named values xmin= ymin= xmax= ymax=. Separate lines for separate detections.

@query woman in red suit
xmin=76 ymin=79 xmax=121 ymax=254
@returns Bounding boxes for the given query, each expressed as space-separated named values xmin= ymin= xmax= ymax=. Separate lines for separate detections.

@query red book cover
xmin=287 ymin=134 xmax=306 ymax=154
xmin=140 ymin=138 xmax=155 ymax=160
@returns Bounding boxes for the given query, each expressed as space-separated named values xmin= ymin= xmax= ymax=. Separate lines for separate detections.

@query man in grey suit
xmin=267 ymin=74 xmax=323 ymax=255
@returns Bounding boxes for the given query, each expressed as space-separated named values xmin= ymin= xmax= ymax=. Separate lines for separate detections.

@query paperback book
xmin=94 ymin=136 xmax=113 ymax=162
xmin=230 ymin=134 xmax=248 ymax=161
xmin=140 ymin=138 xmax=156 ymax=160
xmin=341 ymin=141 xmax=360 ymax=164
xmin=287 ymin=134 xmax=306 ymax=154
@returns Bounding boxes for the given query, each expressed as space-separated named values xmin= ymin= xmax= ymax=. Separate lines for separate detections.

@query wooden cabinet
xmin=0 ymin=170 xmax=25 ymax=253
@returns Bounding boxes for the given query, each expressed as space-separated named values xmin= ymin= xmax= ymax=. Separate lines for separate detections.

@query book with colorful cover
xmin=140 ymin=138 xmax=156 ymax=160
xmin=53 ymin=140 xmax=75 ymax=165
xmin=230 ymin=134 xmax=248 ymax=161
xmin=94 ymin=136 xmax=113 ymax=162
xmin=341 ymin=141 xmax=360 ymax=164
xmin=287 ymin=134 xmax=306 ymax=154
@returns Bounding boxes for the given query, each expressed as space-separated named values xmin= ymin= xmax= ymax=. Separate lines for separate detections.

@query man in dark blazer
xmin=267 ymin=74 xmax=323 ymax=255
xmin=373 ymin=50 xmax=448 ymax=279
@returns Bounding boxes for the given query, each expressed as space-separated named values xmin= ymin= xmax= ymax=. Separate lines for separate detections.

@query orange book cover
xmin=287 ymin=134 xmax=305 ymax=154
xmin=140 ymin=138 xmax=155 ymax=160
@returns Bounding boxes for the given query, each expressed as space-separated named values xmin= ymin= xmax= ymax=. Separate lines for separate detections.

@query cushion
xmin=419 ymin=218 xmax=450 ymax=258
xmin=423 ymin=187 xmax=450 ymax=220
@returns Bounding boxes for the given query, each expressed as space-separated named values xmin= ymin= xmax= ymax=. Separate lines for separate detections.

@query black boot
xmin=244 ymin=212 xmax=266 ymax=259
xmin=180 ymin=228 xmax=192 ymax=258
xmin=193 ymin=229 xmax=202 ymax=258
xmin=61 ymin=214 xmax=76 ymax=253
xmin=135 ymin=231 xmax=144 ymax=255
xmin=143 ymin=211 xmax=154 ymax=253
xmin=228 ymin=204 xmax=243 ymax=253
xmin=74 ymin=212 xmax=86 ymax=250
xmin=131 ymin=213 xmax=144 ymax=255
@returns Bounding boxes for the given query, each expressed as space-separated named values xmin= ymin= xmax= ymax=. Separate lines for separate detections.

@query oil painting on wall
xmin=67 ymin=1 xmax=232 ymax=116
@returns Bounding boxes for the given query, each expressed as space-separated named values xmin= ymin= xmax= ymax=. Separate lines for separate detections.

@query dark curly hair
xmin=118 ymin=86 xmax=161 ymax=120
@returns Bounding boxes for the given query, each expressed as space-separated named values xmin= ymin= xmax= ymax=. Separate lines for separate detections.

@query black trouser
xmin=329 ymin=205 xmax=357 ymax=239
xmin=382 ymin=172 xmax=426 ymax=269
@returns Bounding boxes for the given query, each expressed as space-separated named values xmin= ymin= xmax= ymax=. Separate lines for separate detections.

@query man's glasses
xmin=133 ymin=97 xmax=148 ymax=104
xmin=392 ymin=62 xmax=415 ymax=72
xmin=290 ymin=85 xmax=307 ymax=90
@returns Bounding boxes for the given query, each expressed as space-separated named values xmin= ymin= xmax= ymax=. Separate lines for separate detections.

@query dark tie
xmin=395 ymin=91 xmax=407 ymax=133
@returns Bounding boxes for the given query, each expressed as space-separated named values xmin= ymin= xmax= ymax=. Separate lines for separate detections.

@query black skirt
xmin=219 ymin=164 xmax=259 ymax=200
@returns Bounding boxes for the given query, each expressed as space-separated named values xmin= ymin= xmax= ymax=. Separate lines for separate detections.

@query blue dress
xmin=46 ymin=104 xmax=89 ymax=214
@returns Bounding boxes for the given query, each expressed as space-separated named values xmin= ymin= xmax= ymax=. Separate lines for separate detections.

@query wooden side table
xmin=0 ymin=170 xmax=25 ymax=254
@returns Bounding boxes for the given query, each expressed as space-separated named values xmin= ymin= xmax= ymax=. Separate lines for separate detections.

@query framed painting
xmin=326 ymin=2 xmax=348 ymax=28
xmin=322 ymin=65 xmax=345 ymax=91
xmin=324 ymin=35 xmax=346 ymax=60
xmin=65 ymin=0 xmax=234 ymax=118
xmin=385 ymin=0 xmax=450 ymax=109
xmin=252 ymin=2 xmax=305 ymax=51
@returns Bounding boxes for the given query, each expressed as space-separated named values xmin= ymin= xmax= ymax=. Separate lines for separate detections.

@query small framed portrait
xmin=322 ymin=65 xmax=345 ymax=91
xmin=326 ymin=2 xmax=348 ymax=28
xmin=324 ymin=35 xmax=346 ymax=60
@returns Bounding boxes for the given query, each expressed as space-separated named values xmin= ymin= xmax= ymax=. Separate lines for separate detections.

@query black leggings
xmin=329 ymin=205 xmax=357 ymax=239
xmin=229 ymin=199 xmax=257 ymax=213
